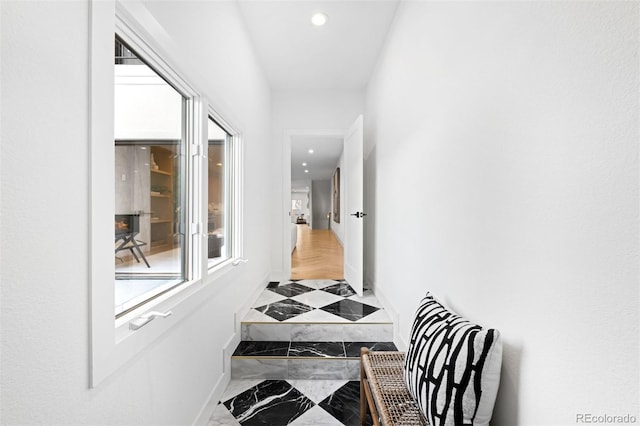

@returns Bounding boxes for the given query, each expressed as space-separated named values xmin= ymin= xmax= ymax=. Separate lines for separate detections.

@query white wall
xmin=365 ymin=2 xmax=639 ymax=425
xmin=271 ymin=90 xmax=363 ymax=278
xmin=0 ymin=1 xmax=271 ymax=424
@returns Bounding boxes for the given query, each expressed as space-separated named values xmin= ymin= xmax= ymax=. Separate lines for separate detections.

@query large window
xmin=113 ymin=36 xmax=187 ymax=317
xmin=91 ymin=9 xmax=244 ymax=387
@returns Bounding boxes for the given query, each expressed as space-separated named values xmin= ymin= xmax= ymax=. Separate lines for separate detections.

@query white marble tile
xmin=252 ymin=289 xmax=286 ymax=307
xmin=342 ymin=324 xmax=393 ymax=341
xmin=286 ymin=308 xmax=349 ymax=323
xmin=208 ymin=404 xmax=240 ymax=426
xmin=289 ymin=324 xmax=343 ymax=342
xmin=231 ymin=359 xmax=288 ymax=379
xmin=241 ymin=323 xmax=293 ymax=341
xmin=286 ymin=379 xmax=348 ymax=404
xmin=290 ymin=290 xmax=343 ymax=308
xmin=287 ymin=360 xmax=347 ymax=380
xmin=220 ymin=379 xmax=266 ymax=401
xmin=290 ymin=405 xmax=343 ymax=425
xmin=344 ymin=360 xmax=361 ymax=380
xmin=241 ymin=308 xmax=278 ymax=323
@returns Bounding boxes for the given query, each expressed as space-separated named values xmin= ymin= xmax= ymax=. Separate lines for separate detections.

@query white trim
xmin=89 ymin=0 xmax=117 ymax=388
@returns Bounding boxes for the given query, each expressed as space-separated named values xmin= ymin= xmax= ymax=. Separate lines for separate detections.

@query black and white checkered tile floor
xmin=209 ymin=379 xmax=373 ymax=426
xmin=242 ymin=280 xmax=390 ymax=323
xmin=208 ymin=280 xmax=392 ymax=425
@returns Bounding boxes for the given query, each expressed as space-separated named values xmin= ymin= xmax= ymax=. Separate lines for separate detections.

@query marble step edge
xmin=240 ymin=320 xmax=393 ymax=324
xmin=232 ymin=341 xmax=398 ymax=360
xmin=231 ymin=355 xmax=364 ymax=360
xmin=231 ymin=358 xmax=362 ymax=381
xmin=241 ymin=323 xmax=394 ymax=342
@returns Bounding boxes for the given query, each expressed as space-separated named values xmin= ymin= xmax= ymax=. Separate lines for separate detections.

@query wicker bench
xmin=359 ymin=348 xmax=428 ymax=426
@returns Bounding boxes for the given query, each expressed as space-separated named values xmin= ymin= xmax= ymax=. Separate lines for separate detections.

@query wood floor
xmin=291 ymin=224 xmax=343 ymax=280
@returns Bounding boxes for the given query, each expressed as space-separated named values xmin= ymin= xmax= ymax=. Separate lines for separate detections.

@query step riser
xmin=241 ymin=323 xmax=393 ymax=342
xmin=231 ymin=359 xmax=361 ymax=380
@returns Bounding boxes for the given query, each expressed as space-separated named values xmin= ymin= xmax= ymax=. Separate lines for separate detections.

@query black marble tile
xmin=321 ymin=282 xmax=357 ymax=297
xmin=254 ymin=299 xmax=315 ymax=321
xmin=343 ymin=341 xmax=398 ymax=358
xmin=288 ymin=341 xmax=345 ymax=358
xmin=223 ymin=380 xmax=314 ymax=425
xmin=268 ymin=282 xmax=316 ymax=298
xmin=233 ymin=341 xmax=290 ymax=357
xmin=266 ymin=281 xmax=280 ymax=289
xmin=320 ymin=299 xmax=380 ymax=322
xmin=319 ymin=381 xmax=372 ymax=426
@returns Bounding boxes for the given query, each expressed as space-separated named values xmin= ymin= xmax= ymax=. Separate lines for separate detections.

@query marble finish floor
xmin=209 ymin=379 xmax=373 ymax=426
xmin=243 ymin=280 xmax=390 ymax=324
xmin=213 ymin=279 xmax=393 ymax=424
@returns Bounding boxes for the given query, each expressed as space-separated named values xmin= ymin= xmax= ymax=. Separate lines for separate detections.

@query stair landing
xmin=233 ymin=279 xmax=394 ymax=380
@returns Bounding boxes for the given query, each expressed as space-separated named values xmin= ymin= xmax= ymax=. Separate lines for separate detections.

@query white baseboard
xmin=369 ymin=285 xmax=408 ymax=351
xmin=192 ymin=369 xmax=230 ymax=426
xmin=237 ymin=272 xmax=270 ymax=324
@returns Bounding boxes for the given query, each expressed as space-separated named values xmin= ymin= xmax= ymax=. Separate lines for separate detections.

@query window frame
xmin=89 ymin=1 xmax=244 ymax=387
xmin=205 ymin=113 xmax=242 ymax=272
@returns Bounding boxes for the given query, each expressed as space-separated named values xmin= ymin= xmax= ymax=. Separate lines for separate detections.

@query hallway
xmin=2 ymin=2 xmax=636 ymax=425
xmin=291 ymin=224 xmax=344 ymax=280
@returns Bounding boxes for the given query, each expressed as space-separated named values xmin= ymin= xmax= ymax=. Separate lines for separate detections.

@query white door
xmin=344 ymin=115 xmax=364 ymax=296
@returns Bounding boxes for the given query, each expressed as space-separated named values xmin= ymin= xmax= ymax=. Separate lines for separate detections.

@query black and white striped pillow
xmin=404 ymin=293 xmax=502 ymax=426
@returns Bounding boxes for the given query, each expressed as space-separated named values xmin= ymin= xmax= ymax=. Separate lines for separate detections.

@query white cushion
xmin=404 ymin=293 xmax=502 ymax=426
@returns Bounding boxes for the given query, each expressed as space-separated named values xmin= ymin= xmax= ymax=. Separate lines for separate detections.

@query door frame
xmin=281 ymin=128 xmax=346 ymax=280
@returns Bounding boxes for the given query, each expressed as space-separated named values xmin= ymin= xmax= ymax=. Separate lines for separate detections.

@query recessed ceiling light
xmin=311 ymin=12 xmax=328 ymax=27
xmin=308 ymin=149 xmax=314 ymax=154
xmin=302 ymin=162 xmax=307 ymax=166
xmin=304 ymin=169 xmax=309 ymax=173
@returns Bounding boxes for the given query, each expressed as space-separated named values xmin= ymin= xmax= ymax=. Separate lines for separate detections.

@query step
xmin=241 ymin=280 xmax=394 ymax=342
xmin=230 ymin=341 xmax=398 ymax=380
xmin=241 ymin=322 xmax=393 ymax=342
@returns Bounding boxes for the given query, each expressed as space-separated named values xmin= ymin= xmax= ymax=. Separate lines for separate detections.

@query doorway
xmin=285 ymin=131 xmax=345 ymax=280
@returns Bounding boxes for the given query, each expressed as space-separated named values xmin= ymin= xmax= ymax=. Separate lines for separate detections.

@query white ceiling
xmin=237 ymin=0 xmax=399 ymax=90
xmin=237 ymin=1 xmax=398 ymax=183
xmin=291 ymin=135 xmax=344 ymax=181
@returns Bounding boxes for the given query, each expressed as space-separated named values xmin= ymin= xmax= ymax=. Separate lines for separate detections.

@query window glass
xmin=114 ymin=36 xmax=186 ymax=317
xmin=207 ymin=118 xmax=231 ymax=267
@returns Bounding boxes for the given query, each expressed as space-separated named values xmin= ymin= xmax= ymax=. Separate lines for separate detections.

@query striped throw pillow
xmin=404 ymin=293 xmax=502 ymax=426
